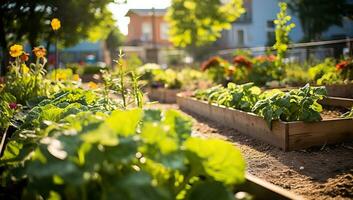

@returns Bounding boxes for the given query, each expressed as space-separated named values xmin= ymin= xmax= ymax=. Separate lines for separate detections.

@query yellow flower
xmin=22 ymin=64 xmax=30 ymax=74
xmin=88 ymin=81 xmax=98 ymax=89
xmin=73 ymin=74 xmax=80 ymax=81
xmin=33 ymin=46 xmax=47 ymax=58
xmin=57 ymin=72 xmax=67 ymax=81
xmin=9 ymin=44 xmax=23 ymax=58
xmin=51 ymin=18 xmax=61 ymax=31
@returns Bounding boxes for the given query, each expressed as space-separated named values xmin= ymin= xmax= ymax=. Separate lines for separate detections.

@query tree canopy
xmin=288 ymin=0 xmax=353 ymax=41
xmin=0 ymin=0 xmax=121 ymax=74
xmin=166 ymin=0 xmax=245 ymax=48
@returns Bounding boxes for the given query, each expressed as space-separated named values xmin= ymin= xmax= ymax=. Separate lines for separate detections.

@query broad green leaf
xmin=184 ymin=138 xmax=245 ymax=185
xmin=187 ymin=181 xmax=234 ymax=200
xmin=104 ymin=109 xmax=142 ymax=137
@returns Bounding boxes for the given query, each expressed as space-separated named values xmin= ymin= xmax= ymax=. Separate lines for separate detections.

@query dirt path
xmin=147 ymin=103 xmax=353 ymax=200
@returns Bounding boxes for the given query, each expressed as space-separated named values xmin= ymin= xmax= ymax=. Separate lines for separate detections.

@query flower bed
xmin=177 ymin=93 xmax=353 ymax=151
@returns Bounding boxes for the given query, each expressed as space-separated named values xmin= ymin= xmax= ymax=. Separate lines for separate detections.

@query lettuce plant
xmin=252 ymin=84 xmax=327 ymax=127
xmin=1 ymin=108 xmax=246 ymax=200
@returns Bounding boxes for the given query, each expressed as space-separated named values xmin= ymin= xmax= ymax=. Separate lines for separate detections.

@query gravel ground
xmin=147 ymin=103 xmax=353 ymax=200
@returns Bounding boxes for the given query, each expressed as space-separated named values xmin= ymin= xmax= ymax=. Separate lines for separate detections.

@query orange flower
xmin=233 ymin=55 xmax=252 ymax=69
xmin=9 ymin=44 xmax=23 ymax=57
xmin=255 ymin=55 xmax=267 ymax=62
xmin=336 ymin=60 xmax=353 ymax=70
xmin=88 ymin=81 xmax=98 ymax=89
xmin=267 ymin=55 xmax=277 ymax=62
xmin=255 ymin=55 xmax=277 ymax=63
xmin=33 ymin=46 xmax=47 ymax=58
xmin=20 ymin=52 xmax=30 ymax=62
xmin=201 ymin=56 xmax=224 ymax=71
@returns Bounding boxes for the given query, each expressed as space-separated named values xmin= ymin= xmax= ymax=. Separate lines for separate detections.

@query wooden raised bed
xmin=325 ymin=83 xmax=353 ymax=98
xmin=239 ymin=174 xmax=303 ymax=200
xmin=177 ymin=93 xmax=353 ymax=151
xmin=147 ymin=88 xmax=180 ymax=103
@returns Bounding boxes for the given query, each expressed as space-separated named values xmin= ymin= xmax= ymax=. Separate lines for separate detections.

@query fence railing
xmin=216 ymin=37 xmax=353 ymax=63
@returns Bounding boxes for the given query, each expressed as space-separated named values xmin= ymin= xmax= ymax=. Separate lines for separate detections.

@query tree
xmin=105 ymin=28 xmax=125 ymax=65
xmin=166 ymin=0 xmax=245 ymax=48
xmin=0 ymin=0 xmax=117 ymax=75
xmin=288 ymin=0 xmax=352 ymax=41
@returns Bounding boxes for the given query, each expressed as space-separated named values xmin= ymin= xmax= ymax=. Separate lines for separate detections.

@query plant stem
xmin=120 ymin=67 xmax=126 ymax=108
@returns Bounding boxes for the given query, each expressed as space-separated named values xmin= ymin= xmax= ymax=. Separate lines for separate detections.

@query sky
xmin=108 ymin=0 xmax=171 ymax=35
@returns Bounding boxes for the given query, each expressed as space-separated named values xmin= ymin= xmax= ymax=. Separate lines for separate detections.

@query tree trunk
xmin=0 ymin=15 xmax=9 ymax=76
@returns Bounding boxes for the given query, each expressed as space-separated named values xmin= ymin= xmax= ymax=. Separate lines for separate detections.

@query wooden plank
xmin=320 ymin=96 xmax=353 ymax=109
xmin=177 ymin=93 xmax=287 ymax=150
xmin=287 ymin=119 xmax=353 ymax=150
xmin=325 ymin=84 xmax=353 ymax=98
xmin=236 ymin=173 xmax=304 ymax=200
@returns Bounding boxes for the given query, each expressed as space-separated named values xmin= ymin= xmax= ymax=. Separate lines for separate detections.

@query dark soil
xmin=148 ymin=103 xmax=353 ymax=200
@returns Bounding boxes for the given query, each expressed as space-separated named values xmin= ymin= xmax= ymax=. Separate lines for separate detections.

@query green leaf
xmin=187 ymin=181 xmax=234 ymax=200
xmin=104 ymin=109 xmax=142 ymax=137
xmin=184 ymin=138 xmax=245 ymax=185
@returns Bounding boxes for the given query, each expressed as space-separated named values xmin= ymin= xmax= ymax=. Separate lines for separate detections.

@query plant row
xmin=194 ymin=82 xmax=352 ymax=127
xmin=200 ymin=53 xmax=353 ymax=88
xmin=0 ymin=45 xmax=248 ymax=200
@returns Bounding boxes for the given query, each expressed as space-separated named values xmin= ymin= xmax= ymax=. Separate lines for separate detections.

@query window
xmin=237 ymin=30 xmax=245 ymax=46
xmin=266 ymin=31 xmax=276 ymax=46
xmin=267 ymin=20 xmax=275 ymax=29
xmin=142 ymin=22 xmax=152 ymax=41
xmin=160 ymin=23 xmax=169 ymax=40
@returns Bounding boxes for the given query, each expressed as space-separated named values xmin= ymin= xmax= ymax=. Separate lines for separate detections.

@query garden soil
xmin=148 ymin=103 xmax=353 ymax=200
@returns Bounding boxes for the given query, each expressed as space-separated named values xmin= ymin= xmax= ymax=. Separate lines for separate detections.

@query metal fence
xmin=216 ymin=38 xmax=353 ymax=63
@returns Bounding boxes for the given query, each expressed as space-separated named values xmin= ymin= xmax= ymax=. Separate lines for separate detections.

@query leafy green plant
xmin=308 ymin=58 xmax=338 ymax=85
xmin=101 ymin=51 xmax=145 ymax=109
xmin=273 ymin=2 xmax=295 ymax=68
xmin=152 ymin=69 xmax=182 ymax=89
xmin=195 ymin=83 xmax=261 ymax=112
xmin=282 ymin=62 xmax=310 ymax=86
xmin=195 ymin=83 xmax=327 ymax=127
xmin=0 ymin=44 xmax=248 ymax=200
xmin=200 ymin=56 xmax=236 ymax=85
xmin=249 ymin=55 xmax=282 ymax=86
xmin=252 ymin=84 xmax=327 ymax=127
xmin=1 ymin=108 xmax=246 ymax=200
xmin=0 ymin=92 xmax=17 ymax=130
xmin=4 ymin=45 xmax=53 ymax=104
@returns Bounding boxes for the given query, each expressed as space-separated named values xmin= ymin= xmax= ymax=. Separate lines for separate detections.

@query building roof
xmin=63 ymin=41 xmax=102 ymax=52
xmin=125 ymin=8 xmax=167 ymax=17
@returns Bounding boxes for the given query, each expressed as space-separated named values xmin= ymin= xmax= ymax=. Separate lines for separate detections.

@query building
xmin=124 ymin=8 xmax=172 ymax=64
xmin=216 ymin=0 xmax=353 ymax=49
xmin=59 ymin=41 xmax=110 ymax=65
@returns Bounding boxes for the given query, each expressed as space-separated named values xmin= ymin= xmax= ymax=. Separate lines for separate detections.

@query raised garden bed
xmin=177 ymin=93 xmax=353 ymax=151
xmin=147 ymin=88 xmax=180 ymax=103
xmin=238 ymin=174 xmax=303 ymax=200
xmin=325 ymin=83 xmax=353 ymax=98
